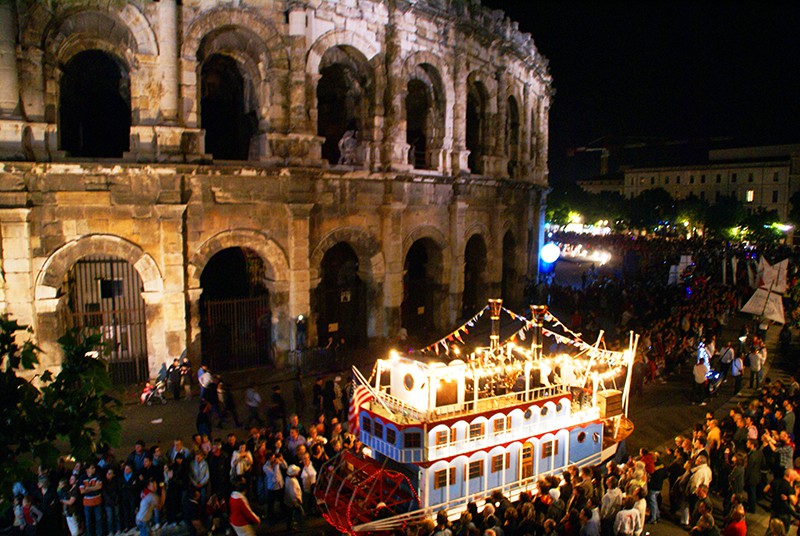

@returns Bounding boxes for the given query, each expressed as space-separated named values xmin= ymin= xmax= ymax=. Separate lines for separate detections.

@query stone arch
xmin=464 ymin=222 xmax=491 ymax=247
xmin=306 ymin=30 xmax=381 ymax=76
xmin=309 ymin=227 xmax=384 ymax=287
xmin=182 ymin=8 xmax=289 ymax=69
xmin=400 ymin=52 xmax=452 ymax=170
xmin=35 ymin=234 xmax=163 ymax=302
xmin=26 ymin=3 xmax=157 ymax=56
xmin=402 ymin=225 xmax=451 ymax=285
xmin=187 ymin=230 xmax=290 ymax=292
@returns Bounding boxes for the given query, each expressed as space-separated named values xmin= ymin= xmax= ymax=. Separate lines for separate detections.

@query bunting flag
xmin=348 ymin=384 xmax=374 ymax=436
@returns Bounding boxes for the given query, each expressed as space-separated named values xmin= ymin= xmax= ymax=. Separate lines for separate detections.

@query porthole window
xmin=540 ymin=406 xmax=548 ymax=417
xmin=556 ymin=402 xmax=563 ymax=412
xmin=577 ymin=432 xmax=586 ymax=443
xmin=592 ymin=432 xmax=600 ymax=443
xmin=404 ymin=373 xmax=415 ymax=391
xmin=524 ymin=409 xmax=533 ymax=420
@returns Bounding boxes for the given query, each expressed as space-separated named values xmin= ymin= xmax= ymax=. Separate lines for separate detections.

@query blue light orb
xmin=540 ymin=243 xmax=561 ymax=264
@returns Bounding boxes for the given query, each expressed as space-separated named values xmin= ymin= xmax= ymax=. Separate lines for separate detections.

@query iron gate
xmin=201 ymin=295 xmax=272 ymax=372
xmin=62 ymin=256 xmax=149 ymax=384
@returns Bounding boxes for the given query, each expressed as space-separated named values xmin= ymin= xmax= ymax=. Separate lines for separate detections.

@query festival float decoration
xmin=315 ymin=299 xmax=637 ymax=534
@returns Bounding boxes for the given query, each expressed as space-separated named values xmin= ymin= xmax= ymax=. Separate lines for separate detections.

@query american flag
xmin=348 ymin=383 xmax=374 ymax=436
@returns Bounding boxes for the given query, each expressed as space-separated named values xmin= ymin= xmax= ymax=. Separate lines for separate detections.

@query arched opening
xmin=201 ymin=54 xmax=256 ymax=160
xmin=60 ymin=256 xmax=147 ymax=384
xmin=462 ymin=235 xmax=488 ymax=318
xmin=200 ymin=247 xmax=272 ymax=371
xmin=466 ymin=82 xmax=487 ymax=174
xmin=402 ymin=238 xmax=443 ymax=342
xmin=317 ymin=46 xmax=371 ymax=165
xmin=506 ymin=96 xmax=520 ymax=177
xmin=406 ymin=79 xmax=429 ymax=169
xmin=59 ymin=50 xmax=130 ymax=157
xmin=315 ymin=243 xmax=367 ymax=351
xmin=502 ymin=231 xmax=518 ymax=308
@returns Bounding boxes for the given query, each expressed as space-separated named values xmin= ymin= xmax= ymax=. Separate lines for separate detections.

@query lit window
xmin=746 ymin=190 xmax=754 ymax=203
xmin=491 ymin=454 xmax=505 ymax=473
xmin=493 ymin=418 xmax=505 ymax=435
xmin=466 ymin=460 xmax=484 ymax=480
xmin=542 ymin=440 xmax=559 ymax=459
xmin=469 ymin=422 xmax=485 ymax=441
xmin=434 ymin=468 xmax=455 ymax=489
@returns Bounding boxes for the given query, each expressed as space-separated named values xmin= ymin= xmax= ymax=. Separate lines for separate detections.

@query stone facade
xmin=0 ymin=0 xmax=551 ymax=379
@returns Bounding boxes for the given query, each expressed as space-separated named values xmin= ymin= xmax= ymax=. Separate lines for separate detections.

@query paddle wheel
xmin=315 ymin=450 xmax=420 ymax=534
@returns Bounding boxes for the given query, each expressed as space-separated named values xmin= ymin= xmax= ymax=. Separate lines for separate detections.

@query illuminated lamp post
xmin=488 ymin=298 xmax=503 ymax=352
xmin=530 ymin=304 xmax=548 ymax=361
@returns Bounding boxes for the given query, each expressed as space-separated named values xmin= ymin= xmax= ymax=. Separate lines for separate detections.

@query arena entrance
xmin=315 ymin=243 xmax=367 ymax=350
xmin=200 ymin=247 xmax=272 ymax=371
xmin=462 ymin=235 xmax=488 ymax=318
xmin=60 ymin=256 xmax=148 ymax=384
xmin=402 ymin=238 xmax=442 ymax=341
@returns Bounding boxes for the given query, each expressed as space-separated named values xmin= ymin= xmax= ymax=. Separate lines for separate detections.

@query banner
xmin=740 ymin=287 xmax=785 ymax=324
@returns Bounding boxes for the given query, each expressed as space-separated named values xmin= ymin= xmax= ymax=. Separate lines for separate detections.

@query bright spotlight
xmin=540 ymin=243 xmax=561 ymax=264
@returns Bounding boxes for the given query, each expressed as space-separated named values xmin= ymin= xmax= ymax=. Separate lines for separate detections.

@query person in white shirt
xmin=693 ymin=358 xmax=709 ymax=406
xmin=299 ymin=453 xmax=317 ymax=514
xmin=613 ymin=496 xmax=641 ymax=536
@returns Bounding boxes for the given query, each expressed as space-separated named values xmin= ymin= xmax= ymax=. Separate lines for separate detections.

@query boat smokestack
xmin=488 ymin=299 xmax=503 ymax=352
xmin=530 ymin=305 xmax=548 ymax=360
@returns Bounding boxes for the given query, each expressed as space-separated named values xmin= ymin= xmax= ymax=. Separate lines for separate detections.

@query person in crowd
xmin=229 ymin=478 xmax=260 ymax=536
xmin=284 ymin=464 xmax=303 ymax=532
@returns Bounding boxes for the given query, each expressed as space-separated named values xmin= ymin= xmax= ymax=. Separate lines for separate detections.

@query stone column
xmin=287 ymin=2 xmax=309 ymax=134
xmin=0 ymin=209 xmax=34 ymax=326
xmin=527 ymin=188 xmax=547 ymax=282
xmin=380 ymin=196 xmax=406 ymax=339
xmin=450 ymin=47 xmax=469 ymax=174
xmin=154 ymin=204 xmax=186 ymax=363
xmin=186 ymin=287 xmax=202 ymax=367
xmin=447 ymin=198 xmax=468 ymax=327
xmin=288 ymin=202 xmax=313 ymax=349
xmin=0 ymin=2 xmax=19 ymax=116
xmin=381 ymin=20 xmax=411 ymax=170
xmin=494 ymin=68 xmax=508 ymax=176
xmin=158 ymin=0 xmax=180 ymax=123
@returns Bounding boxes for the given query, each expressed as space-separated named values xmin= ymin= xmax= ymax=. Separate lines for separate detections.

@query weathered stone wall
xmin=0 ymin=0 xmax=551 ymax=377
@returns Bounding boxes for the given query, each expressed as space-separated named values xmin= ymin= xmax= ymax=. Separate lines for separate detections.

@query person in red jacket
xmin=228 ymin=479 xmax=260 ymax=536
xmin=722 ymin=504 xmax=747 ymax=536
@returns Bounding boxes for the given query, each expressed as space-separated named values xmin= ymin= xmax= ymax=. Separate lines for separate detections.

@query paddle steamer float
xmin=316 ymin=299 xmax=637 ymax=533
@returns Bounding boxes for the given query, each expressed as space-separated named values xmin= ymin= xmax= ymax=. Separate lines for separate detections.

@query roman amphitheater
xmin=0 ymin=0 xmax=551 ymax=381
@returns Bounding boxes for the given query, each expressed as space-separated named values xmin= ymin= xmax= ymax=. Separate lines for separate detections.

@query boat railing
xmin=375 ymin=383 xmax=571 ymax=423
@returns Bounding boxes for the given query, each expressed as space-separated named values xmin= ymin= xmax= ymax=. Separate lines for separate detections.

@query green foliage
xmin=0 ymin=319 xmax=122 ymax=499
xmin=546 ymin=183 xmax=626 ymax=227
xmin=625 ymin=188 xmax=675 ymax=229
xmin=789 ymin=191 xmax=800 ymax=227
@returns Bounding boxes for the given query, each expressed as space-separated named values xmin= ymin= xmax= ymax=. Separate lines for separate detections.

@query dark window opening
xmin=462 ymin=235 xmax=487 ymax=318
xmin=466 ymin=84 xmax=485 ymax=174
xmin=506 ymin=96 xmax=520 ymax=177
xmin=59 ymin=50 xmax=130 ymax=157
xmin=406 ymin=79 xmax=430 ymax=169
xmin=201 ymin=54 xmax=254 ymax=160
xmin=315 ymin=242 xmax=366 ymax=349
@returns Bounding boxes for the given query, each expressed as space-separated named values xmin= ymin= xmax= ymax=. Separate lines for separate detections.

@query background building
xmin=579 ymin=144 xmax=800 ymax=221
xmin=0 ymin=0 xmax=551 ymax=381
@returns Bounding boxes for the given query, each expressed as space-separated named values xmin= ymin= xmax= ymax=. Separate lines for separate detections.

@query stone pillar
xmin=186 ymin=287 xmax=202 ymax=367
xmin=528 ymin=188 xmax=547 ymax=282
xmin=154 ymin=204 xmax=186 ymax=362
xmin=158 ymin=0 xmax=180 ymax=123
xmin=380 ymin=197 xmax=406 ymax=339
xmin=381 ymin=20 xmax=411 ymax=171
xmin=0 ymin=209 xmax=34 ymax=326
xmin=288 ymin=203 xmax=313 ymax=348
xmin=287 ymin=2 xmax=309 ymax=134
xmin=450 ymin=48 xmax=469 ymax=174
xmin=448 ymin=199 xmax=468 ymax=327
xmin=494 ymin=68 xmax=508 ymax=176
xmin=0 ymin=2 xmax=19 ymax=116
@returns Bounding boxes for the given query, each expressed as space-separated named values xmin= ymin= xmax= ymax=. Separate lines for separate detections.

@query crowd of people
xmin=2 ymin=234 xmax=798 ymax=536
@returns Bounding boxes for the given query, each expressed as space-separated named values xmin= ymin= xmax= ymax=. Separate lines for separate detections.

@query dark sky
xmin=479 ymin=0 xmax=800 ymax=183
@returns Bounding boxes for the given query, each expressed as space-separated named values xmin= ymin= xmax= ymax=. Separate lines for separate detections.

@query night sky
xmin=479 ymin=0 xmax=800 ymax=183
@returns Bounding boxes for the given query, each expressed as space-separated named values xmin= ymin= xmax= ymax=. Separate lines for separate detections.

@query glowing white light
xmin=540 ymin=243 xmax=561 ymax=264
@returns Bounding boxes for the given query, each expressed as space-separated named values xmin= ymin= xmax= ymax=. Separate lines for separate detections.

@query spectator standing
xmin=135 ymin=479 xmax=161 ymax=536
xmin=244 ymin=386 xmax=264 ymax=428
xmin=180 ymin=355 xmax=193 ymax=400
xmin=229 ymin=479 xmax=260 ymax=536
xmin=167 ymin=358 xmax=182 ymax=400
xmin=79 ymin=462 xmax=103 ymax=536
xmin=284 ymin=465 xmax=303 ymax=532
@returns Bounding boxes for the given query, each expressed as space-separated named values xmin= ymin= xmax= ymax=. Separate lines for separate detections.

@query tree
xmin=626 ymin=188 xmax=675 ymax=230
xmin=705 ymin=194 xmax=746 ymax=239
xmin=1 ymin=318 xmax=122 ymax=498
